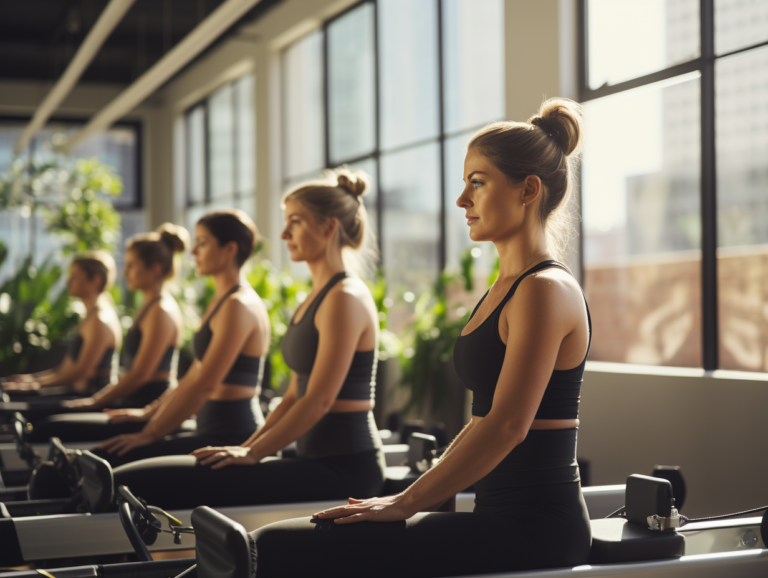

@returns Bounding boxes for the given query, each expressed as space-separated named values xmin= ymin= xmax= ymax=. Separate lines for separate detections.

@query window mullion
xmin=436 ymin=0 xmax=446 ymax=273
xmin=700 ymin=0 xmax=718 ymax=370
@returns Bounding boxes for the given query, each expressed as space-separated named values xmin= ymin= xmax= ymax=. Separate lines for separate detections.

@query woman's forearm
xmin=241 ymin=394 xmax=296 ymax=446
xmin=247 ymin=396 xmax=324 ymax=459
xmin=92 ymin=370 xmax=150 ymax=406
xmin=144 ymin=382 xmax=209 ymax=440
xmin=400 ymin=416 xmax=521 ymax=514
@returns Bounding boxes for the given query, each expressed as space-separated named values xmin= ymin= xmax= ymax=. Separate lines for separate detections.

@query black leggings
xmin=113 ymin=449 xmax=386 ymax=510
xmin=250 ymin=482 xmax=591 ymax=578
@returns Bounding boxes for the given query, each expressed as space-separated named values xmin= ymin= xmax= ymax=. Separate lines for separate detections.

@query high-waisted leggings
xmin=248 ymin=429 xmax=592 ymax=577
xmin=113 ymin=448 xmax=386 ymax=510
xmin=92 ymin=397 xmax=264 ymax=468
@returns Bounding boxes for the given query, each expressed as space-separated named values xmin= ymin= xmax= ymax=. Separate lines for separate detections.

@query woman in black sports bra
xmin=93 ymin=209 xmax=270 ymax=467
xmin=247 ymin=98 xmax=593 ymax=577
xmin=109 ymin=168 xmax=385 ymax=509
xmin=3 ymin=251 xmax=121 ymax=398
xmin=23 ymin=225 xmax=190 ymax=443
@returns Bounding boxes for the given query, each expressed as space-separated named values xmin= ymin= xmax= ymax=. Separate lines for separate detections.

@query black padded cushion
xmin=192 ymin=506 xmax=252 ymax=578
xmin=625 ymin=474 xmax=674 ymax=524
xmin=77 ymin=450 xmax=114 ymax=513
xmin=590 ymin=518 xmax=684 ymax=564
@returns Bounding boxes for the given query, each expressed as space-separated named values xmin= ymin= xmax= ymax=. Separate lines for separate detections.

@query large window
xmin=280 ymin=0 xmax=505 ymax=300
xmin=580 ymin=0 xmax=768 ymax=372
xmin=0 ymin=119 xmax=142 ymax=278
xmin=184 ymin=74 xmax=255 ymax=229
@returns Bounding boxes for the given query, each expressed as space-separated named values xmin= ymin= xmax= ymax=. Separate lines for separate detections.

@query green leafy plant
xmin=398 ymin=247 xmax=477 ymax=415
xmin=0 ymin=249 xmax=80 ymax=375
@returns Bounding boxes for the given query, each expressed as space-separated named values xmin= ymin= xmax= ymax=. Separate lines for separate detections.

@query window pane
xmin=715 ymin=0 xmax=768 ymax=56
xmin=378 ymin=0 xmax=439 ymax=150
xmin=235 ymin=74 xmax=255 ymax=196
xmin=381 ymin=143 xmax=440 ymax=295
xmin=716 ymin=47 xmax=768 ymax=372
xmin=442 ymin=0 xmax=505 ymax=133
xmin=327 ymin=3 xmax=376 ymax=163
xmin=187 ymin=106 xmax=206 ymax=205
xmin=444 ymin=130 xmax=492 ymax=277
xmin=208 ymin=83 xmax=235 ymax=199
xmin=282 ymin=32 xmax=325 ymax=179
xmin=582 ymin=75 xmax=702 ymax=368
xmin=588 ymin=0 xmax=700 ymax=89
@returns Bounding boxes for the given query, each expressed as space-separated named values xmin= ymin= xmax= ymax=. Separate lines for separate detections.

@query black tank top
xmin=192 ymin=284 xmax=263 ymax=387
xmin=122 ymin=296 xmax=175 ymax=372
xmin=453 ymin=260 xmax=592 ymax=419
xmin=282 ymin=272 xmax=376 ymax=401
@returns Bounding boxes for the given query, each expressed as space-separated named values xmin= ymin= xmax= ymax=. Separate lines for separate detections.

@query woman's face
xmin=66 ymin=264 xmax=98 ymax=299
xmin=192 ymin=224 xmax=229 ymax=276
xmin=281 ymin=199 xmax=329 ymax=263
xmin=123 ymin=249 xmax=157 ymax=292
xmin=456 ymin=148 xmax=525 ymax=243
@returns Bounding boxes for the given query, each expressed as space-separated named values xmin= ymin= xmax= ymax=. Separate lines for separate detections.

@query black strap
xmin=133 ymin=295 xmax=162 ymax=326
xmin=202 ymin=284 xmax=242 ymax=326
xmin=298 ymin=272 xmax=348 ymax=323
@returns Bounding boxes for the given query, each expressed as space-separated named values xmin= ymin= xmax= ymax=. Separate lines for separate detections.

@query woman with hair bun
xmin=23 ymin=224 xmax=190 ymax=443
xmin=3 ymin=251 xmax=121 ymax=398
xmin=245 ymin=98 xmax=593 ymax=577
xmin=94 ymin=209 xmax=270 ymax=467
xmin=109 ymin=168 xmax=385 ymax=510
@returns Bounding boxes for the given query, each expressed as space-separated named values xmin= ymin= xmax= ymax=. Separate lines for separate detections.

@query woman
xmin=26 ymin=224 xmax=188 ymax=442
xmin=94 ymin=209 xmax=269 ymax=467
xmin=247 ymin=98 xmax=593 ymax=577
xmin=111 ymin=168 xmax=385 ymax=510
xmin=3 ymin=251 xmax=121 ymax=399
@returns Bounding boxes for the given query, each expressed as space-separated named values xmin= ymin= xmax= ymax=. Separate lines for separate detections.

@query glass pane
xmin=208 ymin=83 xmax=235 ymax=199
xmin=327 ymin=3 xmax=376 ymax=163
xmin=588 ymin=0 xmax=700 ymax=89
xmin=282 ymin=31 xmax=325 ymax=179
xmin=0 ymin=123 xmax=23 ymax=174
xmin=347 ymin=157 xmax=378 ymax=240
xmin=715 ymin=0 xmax=768 ymax=56
xmin=235 ymin=74 xmax=255 ymax=196
xmin=187 ymin=106 xmax=206 ymax=205
xmin=378 ymin=0 xmax=439 ymax=150
xmin=716 ymin=47 xmax=768 ymax=372
xmin=442 ymin=0 xmax=505 ymax=133
xmin=444 ymin=130 xmax=493 ymax=277
xmin=582 ymin=75 xmax=702 ymax=368
xmin=381 ymin=143 xmax=440 ymax=297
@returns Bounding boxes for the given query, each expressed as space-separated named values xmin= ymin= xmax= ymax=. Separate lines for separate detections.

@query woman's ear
xmin=324 ymin=217 xmax=339 ymax=240
xmin=522 ymin=175 xmax=542 ymax=206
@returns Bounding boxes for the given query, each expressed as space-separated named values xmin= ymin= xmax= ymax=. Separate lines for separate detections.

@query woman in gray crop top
xmin=22 ymin=225 xmax=190 ymax=444
xmin=247 ymin=99 xmax=593 ymax=577
xmin=93 ymin=209 xmax=270 ymax=467
xmin=109 ymin=168 xmax=385 ymax=510
xmin=3 ymin=251 xmax=121 ymax=397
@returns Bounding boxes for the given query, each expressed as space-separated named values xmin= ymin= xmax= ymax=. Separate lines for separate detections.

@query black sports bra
xmin=282 ymin=272 xmax=376 ymax=401
xmin=67 ymin=313 xmax=114 ymax=373
xmin=123 ymin=296 xmax=175 ymax=373
xmin=192 ymin=284 xmax=263 ymax=387
xmin=453 ymin=260 xmax=591 ymax=419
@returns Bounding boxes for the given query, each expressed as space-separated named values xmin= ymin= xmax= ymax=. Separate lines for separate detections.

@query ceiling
xmin=0 ymin=0 xmax=282 ymax=86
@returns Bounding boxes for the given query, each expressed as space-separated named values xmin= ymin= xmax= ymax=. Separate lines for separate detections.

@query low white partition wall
xmin=579 ymin=361 xmax=768 ymax=518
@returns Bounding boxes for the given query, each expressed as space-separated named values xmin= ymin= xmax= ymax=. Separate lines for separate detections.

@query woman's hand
xmin=312 ymin=494 xmax=415 ymax=524
xmin=98 ymin=431 xmax=156 ymax=456
xmin=63 ymin=397 xmax=97 ymax=409
xmin=103 ymin=408 xmax=149 ymax=423
xmin=191 ymin=445 xmax=259 ymax=469
xmin=2 ymin=380 xmax=41 ymax=392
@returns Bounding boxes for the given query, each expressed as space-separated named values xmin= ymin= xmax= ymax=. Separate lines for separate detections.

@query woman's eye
xmin=471 ymin=180 xmax=483 ymax=189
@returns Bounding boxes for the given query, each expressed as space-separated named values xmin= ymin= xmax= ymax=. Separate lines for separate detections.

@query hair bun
xmin=335 ymin=169 xmax=368 ymax=199
xmin=157 ymin=223 xmax=190 ymax=253
xmin=529 ymin=98 xmax=584 ymax=157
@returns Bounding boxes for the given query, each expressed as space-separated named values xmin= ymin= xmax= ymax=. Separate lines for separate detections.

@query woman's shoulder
xmin=511 ymin=266 xmax=584 ymax=320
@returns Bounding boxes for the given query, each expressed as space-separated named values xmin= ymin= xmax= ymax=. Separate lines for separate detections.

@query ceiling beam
xmin=64 ymin=0 xmax=263 ymax=154
xmin=13 ymin=0 xmax=136 ymax=155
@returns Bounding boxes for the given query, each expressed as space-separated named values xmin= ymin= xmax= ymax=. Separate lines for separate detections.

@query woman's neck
xmin=494 ymin=228 xmax=550 ymax=281
xmin=212 ymin=268 xmax=241 ymax=297
xmin=140 ymin=282 xmax=163 ymax=305
xmin=306 ymin=247 xmax=345 ymax=290
xmin=82 ymin=294 xmax=99 ymax=315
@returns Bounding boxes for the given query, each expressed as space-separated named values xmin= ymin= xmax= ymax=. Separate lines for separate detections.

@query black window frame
xmin=578 ymin=0 xmax=768 ymax=371
xmin=281 ymin=0 xmax=504 ymax=272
